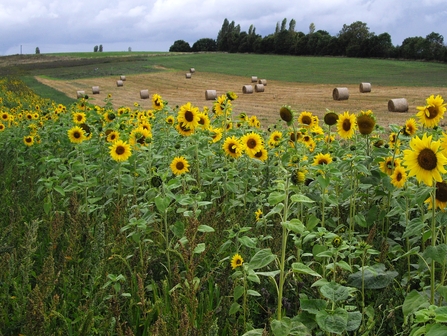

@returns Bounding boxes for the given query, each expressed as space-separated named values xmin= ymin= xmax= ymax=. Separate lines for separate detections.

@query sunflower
xmin=197 ymin=112 xmax=210 ymax=130
xmin=337 ymin=111 xmax=357 ymax=139
xmin=222 ymin=136 xmax=243 ymax=159
xmin=152 ymin=94 xmax=164 ymax=110
xmin=67 ymin=126 xmax=86 ymax=144
xmin=238 ymin=113 xmax=248 ymax=123
xmin=130 ymin=126 xmax=152 ymax=146
xmin=177 ymin=102 xmax=200 ymax=129
xmin=269 ymin=131 xmax=283 ymax=147
xmin=72 ymin=112 xmax=87 ymax=124
xmin=416 ymin=94 xmax=446 ymax=128
xmin=390 ymin=166 xmax=407 ymax=188
xmin=255 ymin=209 xmax=263 ymax=221
xmin=313 ymin=153 xmax=332 ymax=166
xmin=209 ymin=127 xmax=223 ymax=143
xmin=252 ymin=147 xmax=268 ymax=161
xmin=230 ymin=253 xmax=244 ymax=270
xmin=109 ymin=140 xmax=132 ymax=162
xmin=356 ymin=111 xmax=376 ymax=135
xmin=1 ymin=112 xmax=9 ymax=121
xmin=249 ymin=115 xmax=261 ymax=128
xmin=403 ymin=133 xmax=447 ymax=186
xmin=106 ymin=130 xmax=120 ymax=143
xmin=23 ymin=135 xmax=34 ymax=146
xmin=425 ymin=181 xmax=447 ymax=211
xmin=165 ymin=115 xmax=175 ymax=125
xmin=379 ymin=156 xmax=402 ymax=175
xmin=291 ymin=169 xmax=307 ymax=185
xmin=213 ymin=95 xmax=227 ymax=116
xmin=170 ymin=156 xmax=190 ymax=175
xmin=403 ymin=118 xmax=418 ymax=137
xmin=176 ymin=122 xmax=194 ymax=136
xmin=298 ymin=111 xmax=315 ymax=128
xmin=324 ymin=111 xmax=339 ymax=126
xmin=389 ymin=132 xmax=401 ymax=150
xmin=104 ymin=111 xmax=116 ymax=123
xmin=226 ymin=91 xmax=238 ymax=101
xmin=279 ymin=105 xmax=294 ymax=124
xmin=0 ymin=123 xmax=5 ymax=132
xmin=241 ymin=132 xmax=264 ymax=156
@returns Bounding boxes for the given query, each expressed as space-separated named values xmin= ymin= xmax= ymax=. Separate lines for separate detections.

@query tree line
xmin=169 ymin=18 xmax=447 ymax=62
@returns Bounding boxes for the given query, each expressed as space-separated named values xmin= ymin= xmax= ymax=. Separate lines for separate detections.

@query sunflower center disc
xmin=437 ymin=182 xmax=447 ymax=202
xmin=342 ymin=119 xmax=351 ymax=131
xmin=176 ymin=162 xmax=184 ymax=170
xmin=427 ymin=106 xmax=437 ymax=119
xmin=185 ymin=111 xmax=194 ymax=122
xmin=247 ymin=139 xmax=257 ymax=148
xmin=116 ymin=146 xmax=125 ymax=155
xmin=418 ymin=148 xmax=437 ymax=170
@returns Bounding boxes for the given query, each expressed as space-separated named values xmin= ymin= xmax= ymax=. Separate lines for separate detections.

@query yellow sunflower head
xmin=67 ymin=126 xmax=86 ymax=144
xmin=379 ymin=156 xmax=402 ymax=175
xmin=241 ymin=132 xmax=264 ymax=156
xmin=222 ymin=136 xmax=243 ymax=159
xmin=390 ymin=165 xmax=407 ymax=188
xmin=403 ymin=118 xmax=418 ymax=137
xmin=252 ymin=147 xmax=268 ymax=161
xmin=269 ymin=131 xmax=283 ymax=147
xmin=425 ymin=181 xmax=447 ymax=211
xmin=230 ymin=253 xmax=244 ymax=270
xmin=337 ymin=111 xmax=357 ymax=139
xmin=177 ymin=102 xmax=200 ymax=129
xmin=73 ymin=112 xmax=87 ymax=124
xmin=165 ymin=115 xmax=175 ymax=125
xmin=109 ymin=140 xmax=132 ymax=162
xmin=416 ymin=94 xmax=446 ymax=128
xmin=403 ymin=133 xmax=447 ymax=186
xmin=255 ymin=209 xmax=263 ymax=221
xmin=0 ymin=123 xmax=5 ymax=132
xmin=23 ymin=135 xmax=34 ymax=146
xmin=170 ymin=156 xmax=190 ymax=175
xmin=106 ymin=130 xmax=120 ymax=143
xmin=209 ymin=127 xmax=223 ymax=143
xmin=298 ymin=111 xmax=315 ymax=128
xmin=152 ymin=94 xmax=164 ymax=110
xmin=313 ymin=153 xmax=333 ymax=166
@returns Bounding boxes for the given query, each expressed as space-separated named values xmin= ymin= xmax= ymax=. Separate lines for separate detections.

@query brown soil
xmin=35 ymin=70 xmax=443 ymax=128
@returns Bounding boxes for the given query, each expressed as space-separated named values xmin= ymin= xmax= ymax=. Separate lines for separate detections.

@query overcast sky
xmin=1 ymin=0 xmax=446 ymax=55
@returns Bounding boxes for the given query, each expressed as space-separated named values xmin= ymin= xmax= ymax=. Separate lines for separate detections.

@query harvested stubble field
xmin=35 ymin=68 xmax=445 ymax=128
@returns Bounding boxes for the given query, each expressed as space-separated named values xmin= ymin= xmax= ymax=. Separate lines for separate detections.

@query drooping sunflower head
xmin=313 ymin=153 xmax=333 ymax=166
xmin=213 ymin=95 xmax=227 ymax=116
xmin=67 ymin=126 xmax=86 ymax=144
xmin=109 ymin=140 xmax=132 ymax=162
xmin=209 ymin=127 xmax=223 ymax=143
xmin=197 ymin=112 xmax=210 ymax=130
xmin=176 ymin=122 xmax=194 ymax=136
xmin=255 ymin=209 xmax=263 ymax=221
xmin=252 ymin=147 xmax=268 ymax=161
xmin=416 ymin=94 xmax=446 ymax=128
xmin=356 ymin=112 xmax=376 ymax=135
xmin=323 ymin=111 xmax=339 ymax=126
xmin=298 ymin=111 xmax=315 ymax=128
xmin=165 ymin=115 xmax=175 ymax=125
xmin=230 ymin=253 xmax=244 ymax=270
xmin=279 ymin=105 xmax=294 ymax=124
xmin=170 ymin=156 xmax=190 ymax=175
xmin=226 ymin=91 xmax=238 ymax=101
xmin=337 ymin=111 xmax=357 ymax=139
xmin=222 ymin=136 xmax=243 ymax=159
xmin=403 ymin=133 xmax=447 ymax=186
xmin=425 ymin=181 xmax=447 ymax=211
xmin=291 ymin=168 xmax=307 ymax=185
xmin=152 ymin=94 xmax=164 ymax=110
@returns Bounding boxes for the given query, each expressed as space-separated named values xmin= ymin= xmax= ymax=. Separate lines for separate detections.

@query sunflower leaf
xmin=290 ymin=194 xmax=315 ymax=204
xmin=248 ymin=249 xmax=276 ymax=270
xmin=268 ymin=191 xmax=285 ymax=205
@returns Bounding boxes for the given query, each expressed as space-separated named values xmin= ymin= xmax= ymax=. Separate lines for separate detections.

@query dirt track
xmin=35 ymin=70 xmax=445 ymax=127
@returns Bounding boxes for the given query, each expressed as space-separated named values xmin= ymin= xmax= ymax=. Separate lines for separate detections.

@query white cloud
xmin=0 ymin=0 xmax=446 ymax=55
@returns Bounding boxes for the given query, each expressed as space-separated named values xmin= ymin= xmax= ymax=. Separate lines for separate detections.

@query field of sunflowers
xmin=2 ymin=75 xmax=447 ymax=335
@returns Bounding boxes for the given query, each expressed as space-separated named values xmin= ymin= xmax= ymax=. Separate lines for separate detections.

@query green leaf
xmin=154 ymin=195 xmax=171 ymax=213
xmin=320 ymin=282 xmax=351 ymax=302
xmin=423 ymin=244 xmax=447 ymax=265
xmin=282 ymin=218 xmax=305 ymax=234
xmin=247 ymin=289 xmax=261 ymax=296
xmin=241 ymin=330 xmax=264 ymax=336
xmin=346 ymin=311 xmax=362 ymax=331
xmin=234 ymin=285 xmax=244 ymax=301
xmin=306 ymin=214 xmax=320 ymax=231
xmin=300 ymin=298 xmax=327 ymax=314
xmin=268 ymin=191 xmax=285 ymax=206
xmin=347 ymin=263 xmax=398 ymax=289
xmin=316 ymin=307 xmax=348 ymax=334
xmin=229 ymin=302 xmax=241 ymax=315
xmin=402 ymin=290 xmax=430 ymax=325
xmin=248 ymin=249 xmax=276 ymax=270
xmin=271 ymin=317 xmax=311 ymax=336
xmin=292 ymin=262 xmax=322 ymax=278
xmin=238 ymin=236 xmax=257 ymax=249
xmin=53 ymin=185 xmax=65 ymax=196
xmin=290 ymin=194 xmax=315 ymax=204
xmin=197 ymin=225 xmax=215 ymax=233
xmin=193 ymin=243 xmax=205 ymax=254
xmin=87 ymin=197 xmax=102 ymax=204
xmin=426 ymin=323 xmax=447 ymax=336
xmin=256 ymin=270 xmax=281 ymax=277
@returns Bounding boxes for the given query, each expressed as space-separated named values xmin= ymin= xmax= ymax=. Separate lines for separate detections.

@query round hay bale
xmin=116 ymin=80 xmax=124 ymax=87
xmin=120 ymin=75 xmax=126 ymax=81
xmin=255 ymin=84 xmax=265 ymax=92
xmin=190 ymin=68 xmax=195 ymax=73
xmin=205 ymin=90 xmax=217 ymax=100
xmin=258 ymin=79 xmax=267 ymax=86
xmin=242 ymin=85 xmax=253 ymax=94
xmin=388 ymin=98 xmax=408 ymax=112
xmin=185 ymin=73 xmax=192 ymax=79
xmin=140 ymin=89 xmax=150 ymax=99
xmin=251 ymin=76 xmax=258 ymax=83
xmin=92 ymin=86 xmax=100 ymax=94
xmin=359 ymin=82 xmax=371 ymax=93
xmin=76 ymin=90 xmax=85 ymax=99
xmin=332 ymin=87 xmax=349 ymax=100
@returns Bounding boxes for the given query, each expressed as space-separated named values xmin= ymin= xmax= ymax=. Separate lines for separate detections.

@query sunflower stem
xmin=430 ymin=181 xmax=437 ymax=305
